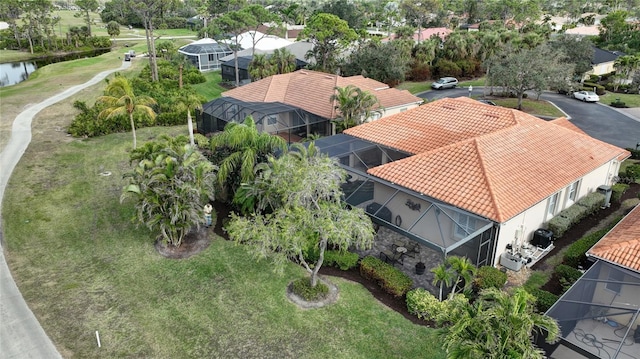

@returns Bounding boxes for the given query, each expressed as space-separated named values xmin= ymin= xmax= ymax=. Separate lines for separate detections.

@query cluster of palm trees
xmin=613 ymin=54 xmax=640 ymax=92
xmin=431 ymin=256 xmax=477 ymax=301
xmin=330 ymin=85 xmax=381 ymax=133
xmin=248 ymin=48 xmax=298 ymax=81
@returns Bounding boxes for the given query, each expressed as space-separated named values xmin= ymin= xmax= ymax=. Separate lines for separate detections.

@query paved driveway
xmin=419 ymin=88 xmax=640 ymax=149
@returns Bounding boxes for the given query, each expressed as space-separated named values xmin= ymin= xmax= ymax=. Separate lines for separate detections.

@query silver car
xmin=431 ymin=77 xmax=458 ymax=90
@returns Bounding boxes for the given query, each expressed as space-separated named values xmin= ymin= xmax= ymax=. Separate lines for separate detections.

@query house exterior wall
xmin=584 ymin=61 xmax=616 ymax=78
xmin=375 ymin=104 xmax=421 ymax=120
xmin=493 ymin=159 xmax=620 ymax=266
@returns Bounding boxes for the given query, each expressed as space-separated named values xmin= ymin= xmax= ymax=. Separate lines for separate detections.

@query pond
xmin=0 ymin=48 xmax=111 ymax=87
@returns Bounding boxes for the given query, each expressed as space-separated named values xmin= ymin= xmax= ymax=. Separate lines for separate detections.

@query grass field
xmin=3 ymin=122 xmax=444 ymax=359
xmin=193 ymin=71 xmax=227 ymax=100
xmin=2 ymin=47 xmax=445 ymax=357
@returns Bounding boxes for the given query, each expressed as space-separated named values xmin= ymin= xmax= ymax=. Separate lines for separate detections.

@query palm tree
xmin=209 ymin=116 xmax=287 ymax=198
xmin=440 ymin=288 xmax=560 ymax=358
xmin=431 ymin=263 xmax=455 ymax=301
xmin=174 ymin=91 xmax=203 ymax=146
xmin=122 ymin=135 xmax=217 ymax=247
xmin=98 ymin=76 xmax=157 ymax=149
xmin=270 ymin=47 xmax=296 ymax=74
xmin=330 ymin=85 xmax=380 ymax=133
xmin=249 ymin=53 xmax=275 ymax=81
xmin=447 ymin=256 xmax=476 ymax=299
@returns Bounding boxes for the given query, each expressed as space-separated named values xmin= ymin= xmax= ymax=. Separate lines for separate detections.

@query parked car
xmin=478 ymin=99 xmax=497 ymax=106
xmin=573 ymin=91 xmax=599 ymax=102
xmin=431 ymin=77 xmax=458 ymax=90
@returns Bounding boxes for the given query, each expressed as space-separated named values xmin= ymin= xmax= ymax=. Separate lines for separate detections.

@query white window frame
xmin=546 ymin=192 xmax=559 ymax=220
xmin=565 ymin=180 xmax=580 ymax=207
xmin=455 ymin=213 xmax=475 ymax=239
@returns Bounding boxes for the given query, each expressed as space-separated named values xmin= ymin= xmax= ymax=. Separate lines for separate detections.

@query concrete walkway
xmin=0 ymin=60 xmax=130 ymax=359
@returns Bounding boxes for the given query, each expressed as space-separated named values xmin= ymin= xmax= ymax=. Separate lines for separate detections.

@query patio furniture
xmin=380 ymin=250 xmax=404 ymax=267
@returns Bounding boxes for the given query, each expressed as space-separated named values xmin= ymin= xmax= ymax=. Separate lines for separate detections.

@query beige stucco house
xmin=313 ymin=97 xmax=629 ymax=269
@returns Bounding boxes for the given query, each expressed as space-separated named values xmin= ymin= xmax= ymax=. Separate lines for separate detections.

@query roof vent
xmin=374 ymin=86 xmax=389 ymax=91
xmin=484 ymin=112 xmax=500 ymax=118
xmin=442 ymin=105 xmax=457 ymax=110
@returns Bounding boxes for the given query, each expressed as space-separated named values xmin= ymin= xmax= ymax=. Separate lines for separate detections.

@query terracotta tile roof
xmin=345 ymin=98 xmax=629 ymax=222
xmin=588 ymin=205 xmax=640 ymax=272
xmin=549 ymin=117 xmax=588 ymax=135
xmin=222 ymin=70 xmax=422 ymax=119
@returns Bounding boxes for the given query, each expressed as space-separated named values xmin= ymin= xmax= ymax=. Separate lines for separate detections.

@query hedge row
xmin=360 ymin=256 xmax=413 ymax=297
xmin=405 ymin=288 xmax=444 ymax=322
xmin=324 ymin=250 xmax=360 ymax=270
xmin=563 ymin=217 xmax=623 ymax=268
xmin=547 ymin=192 xmax=605 ymax=238
xmin=527 ymin=288 xmax=559 ymax=313
xmin=625 ymin=148 xmax=640 ymax=160
xmin=473 ymin=266 xmax=507 ymax=290
xmin=611 ymin=184 xmax=629 ymax=203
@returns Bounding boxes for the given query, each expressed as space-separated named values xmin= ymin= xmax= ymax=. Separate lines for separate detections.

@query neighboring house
xmin=219 ymin=41 xmax=314 ymax=84
xmin=546 ymin=204 xmax=640 ymax=359
xmin=383 ymin=27 xmax=452 ymax=42
xmin=220 ymin=56 xmax=308 ymax=85
xmin=178 ymin=38 xmax=233 ymax=72
xmin=584 ymin=47 xmax=625 ymax=80
xmin=311 ymin=97 xmax=628 ymax=270
xmin=197 ymin=70 xmax=422 ymax=141
xmin=221 ymin=31 xmax=293 ymax=53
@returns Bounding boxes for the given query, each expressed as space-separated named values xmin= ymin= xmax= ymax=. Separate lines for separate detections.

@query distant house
xmin=197 ymin=70 xmax=422 ymax=141
xmin=178 ymin=38 xmax=233 ymax=72
xmin=219 ymin=41 xmax=313 ymax=84
xmin=546 ymin=204 xmax=640 ymax=359
xmin=310 ymin=97 xmax=628 ymax=272
xmin=383 ymin=27 xmax=452 ymax=42
xmin=584 ymin=46 xmax=625 ymax=80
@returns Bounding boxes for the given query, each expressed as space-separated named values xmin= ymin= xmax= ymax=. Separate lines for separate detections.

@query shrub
xmin=473 ymin=266 xmax=508 ymax=290
xmin=625 ymin=148 xmax=640 ymax=159
xmin=184 ymin=71 xmax=206 ymax=84
xmin=324 ymin=250 xmax=359 ymax=270
xmin=156 ymin=111 xmax=185 ymax=126
xmin=611 ymin=183 xmax=629 ymax=203
xmin=432 ymin=59 xmax=461 ymax=78
xmin=406 ymin=288 xmax=444 ymax=322
xmin=610 ymin=99 xmax=628 ymax=108
xmin=89 ymin=36 xmax=112 ymax=49
xmin=291 ymin=277 xmax=329 ymax=301
xmin=547 ymin=215 xmax=572 ymax=239
xmin=359 ymin=256 xmax=413 ymax=297
xmin=582 ymin=82 xmax=605 ymax=95
xmin=554 ymin=264 xmax=582 ymax=291
xmin=575 ymin=192 xmax=606 ymax=214
xmin=407 ymin=61 xmax=431 ymax=81
xmin=563 ymin=217 xmax=622 ymax=268
xmin=588 ymin=74 xmax=600 ymax=82
xmin=527 ymin=288 xmax=559 ymax=313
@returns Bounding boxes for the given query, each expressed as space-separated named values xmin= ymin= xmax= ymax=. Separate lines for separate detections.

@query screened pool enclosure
xmin=546 ymin=260 xmax=640 ymax=359
xmin=312 ymin=134 xmax=498 ymax=267
xmin=198 ymin=97 xmax=331 ymax=142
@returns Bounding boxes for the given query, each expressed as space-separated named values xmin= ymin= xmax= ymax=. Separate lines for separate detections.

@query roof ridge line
xmin=473 ymin=138 xmax=503 ymax=222
xmin=263 ymin=75 xmax=278 ymax=102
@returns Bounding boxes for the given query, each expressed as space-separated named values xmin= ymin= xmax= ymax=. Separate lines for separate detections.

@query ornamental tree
xmin=226 ymin=143 xmax=375 ymax=287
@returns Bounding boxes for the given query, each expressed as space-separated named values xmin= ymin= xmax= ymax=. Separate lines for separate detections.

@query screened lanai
xmin=178 ymin=38 xmax=233 ymax=72
xmin=198 ymin=97 xmax=331 ymax=142
xmin=546 ymin=260 xmax=640 ymax=359
xmin=313 ymin=134 xmax=497 ymax=267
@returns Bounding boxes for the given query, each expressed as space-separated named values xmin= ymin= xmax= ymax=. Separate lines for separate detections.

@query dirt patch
xmin=154 ymin=227 xmax=213 ymax=259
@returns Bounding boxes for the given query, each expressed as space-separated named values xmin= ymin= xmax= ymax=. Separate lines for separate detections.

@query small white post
xmin=95 ymin=331 xmax=101 ymax=348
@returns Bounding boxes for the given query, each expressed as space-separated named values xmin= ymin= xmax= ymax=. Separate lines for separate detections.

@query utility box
xmin=531 ymin=228 xmax=554 ymax=249
xmin=597 ymin=185 xmax=612 ymax=208
xmin=500 ymin=252 xmax=526 ymax=271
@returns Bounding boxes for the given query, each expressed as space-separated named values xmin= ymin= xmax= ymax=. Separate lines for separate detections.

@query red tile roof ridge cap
xmin=472 ymin=138 xmax=505 ymax=222
xmin=261 ymin=75 xmax=278 ymax=102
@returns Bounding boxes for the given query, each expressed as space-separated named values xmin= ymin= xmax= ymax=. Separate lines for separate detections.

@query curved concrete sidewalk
xmin=0 ymin=60 xmax=130 ymax=359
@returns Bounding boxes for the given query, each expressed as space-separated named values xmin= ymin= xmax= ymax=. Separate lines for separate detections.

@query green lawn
xmin=193 ymin=71 xmax=227 ymax=100
xmin=3 ymin=123 xmax=444 ymax=358
xmin=600 ymin=92 xmax=640 ymax=108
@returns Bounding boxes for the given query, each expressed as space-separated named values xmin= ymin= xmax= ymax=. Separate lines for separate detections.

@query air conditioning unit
xmin=531 ymin=228 xmax=554 ymax=249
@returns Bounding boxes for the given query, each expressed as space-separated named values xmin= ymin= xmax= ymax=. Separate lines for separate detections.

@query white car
xmin=573 ymin=91 xmax=599 ymax=102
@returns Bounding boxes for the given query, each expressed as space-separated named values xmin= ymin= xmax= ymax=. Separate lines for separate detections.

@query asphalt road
xmin=419 ymin=87 xmax=640 ymax=150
